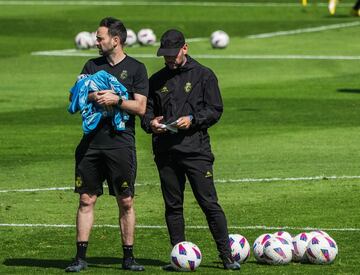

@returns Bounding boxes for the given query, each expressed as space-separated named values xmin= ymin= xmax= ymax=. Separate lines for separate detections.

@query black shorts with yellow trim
xmin=74 ymin=146 xmax=136 ymax=197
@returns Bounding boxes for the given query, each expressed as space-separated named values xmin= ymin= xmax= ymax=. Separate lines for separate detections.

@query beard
xmin=98 ymin=48 xmax=108 ymax=56
xmin=166 ymin=56 xmax=186 ymax=70
xmin=98 ymin=45 xmax=114 ymax=57
xmin=166 ymin=61 xmax=180 ymax=70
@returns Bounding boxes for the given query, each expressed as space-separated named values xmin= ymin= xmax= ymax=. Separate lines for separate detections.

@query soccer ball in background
xmin=75 ymin=31 xmax=95 ymax=49
xmin=263 ymin=237 xmax=293 ymax=265
xmin=170 ymin=241 xmax=202 ymax=271
xmin=210 ymin=30 xmax=229 ymax=49
xmin=306 ymin=234 xmax=338 ymax=264
xmin=229 ymin=234 xmax=250 ymax=263
xmin=137 ymin=28 xmax=156 ymax=45
xmin=125 ymin=29 xmax=137 ymax=46
xmin=292 ymin=232 xmax=312 ymax=262
xmin=253 ymin=233 xmax=273 ymax=263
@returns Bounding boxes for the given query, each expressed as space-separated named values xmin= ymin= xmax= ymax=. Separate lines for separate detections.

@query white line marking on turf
xmin=0 ymin=1 xmax=354 ymax=7
xmin=248 ymin=21 xmax=360 ymax=39
xmin=0 ymin=223 xmax=359 ymax=231
xmin=1 ymin=175 xmax=360 ymax=193
xmin=31 ymin=49 xmax=360 ymax=61
xmin=0 ymin=187 xmax=74 ymax=193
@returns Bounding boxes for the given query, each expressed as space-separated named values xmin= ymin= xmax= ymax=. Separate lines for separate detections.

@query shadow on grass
xmin=337 ymin=88 xmax=360 ymax=94
xmin=3 ymin=257 xmax=167 ymax=270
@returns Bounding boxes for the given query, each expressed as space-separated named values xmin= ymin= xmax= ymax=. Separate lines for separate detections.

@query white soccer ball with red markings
xmin=170 ymin=241 xmax=202 ymax=271
xmin=229 ymin=234 xmax=250 ymax=263
xmin=263 ymin=237 xmax=293 ymax=265
xmin=292 ymin=232 xmax=312 ymax=262
xmin=306 ymin=235 xmax=338 ymax=264
xmin=253 ymin=233 xmax=273 ymax=263
xmin=210 ymin=30 xmax=229 ymax=49
xmin=75 ymin=31 xmax=94 ymax=49
xmin=137 ymin=28 xmax=156 ymax=45
xmin=125 ymin=29 xmax=137 ymax=46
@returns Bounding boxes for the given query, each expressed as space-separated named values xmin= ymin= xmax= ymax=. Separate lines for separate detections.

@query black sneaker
xmin=65 ymin=258 xmax=88 ymax=272
xmin=122 ymin=257 xmax=145 ymax=271
xmin=162 ymin=263 xmax=177 ymax=271
xmin=221 ymin=255 xmax=241 ymax=270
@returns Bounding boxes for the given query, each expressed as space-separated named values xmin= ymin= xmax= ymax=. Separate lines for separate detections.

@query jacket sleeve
xmin=141 ymin=78 xmax=156 ymax=134
xmin=192 ymin=72 xmax=223 ymax=130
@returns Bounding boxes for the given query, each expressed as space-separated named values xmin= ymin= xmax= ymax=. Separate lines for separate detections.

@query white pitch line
xmin=31 ymin=50 xmax=360 ymax=61
xmin=0 ymin=223 xmax=359 ymax=232
xmin=247 ymin=21 xmax=360 ymax=39
xmin=1 ymin=175 xmax=360 ymax=193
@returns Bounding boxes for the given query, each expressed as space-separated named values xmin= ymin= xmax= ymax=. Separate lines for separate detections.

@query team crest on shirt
xmin=184 ymin=82 xmax=192 ymax=93
xmin=75 ymin=176 xmax=83 ymax=188
xmin=120 ymin=70 xmax=128 ymax=80
xmin=160 ymin=86 xmax=169 ymax=93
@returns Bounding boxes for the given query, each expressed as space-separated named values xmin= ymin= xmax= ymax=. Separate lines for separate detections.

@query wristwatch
xmin=117 ymin=95 xmax=123 ymax=107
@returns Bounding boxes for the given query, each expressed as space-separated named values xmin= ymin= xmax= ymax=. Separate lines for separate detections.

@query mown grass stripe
xmin=247 ymin=21 xmax=360 ymax=39
xmin=0 ymin=1 xmax=354 ymax=7
xmin=1 ymin=175 xmax=360 ymax=193
xmin=1 ymin=223 xmax=359 ymax=231
xmin=31 ymin=50 xmax=360 ymax=60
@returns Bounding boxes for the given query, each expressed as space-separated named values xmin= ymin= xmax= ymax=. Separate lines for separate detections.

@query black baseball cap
xmin=157 ymin=29 xmax=185 ymax=56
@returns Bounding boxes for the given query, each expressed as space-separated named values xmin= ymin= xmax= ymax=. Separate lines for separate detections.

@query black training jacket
xmin=141 ymin=55 xmax=223 ymax=155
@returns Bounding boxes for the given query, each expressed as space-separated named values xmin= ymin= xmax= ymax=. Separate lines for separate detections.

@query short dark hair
xmin=99 ymin=17 xmax=127 ymax=45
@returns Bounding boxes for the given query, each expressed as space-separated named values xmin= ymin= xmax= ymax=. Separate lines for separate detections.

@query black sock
xmin=123 ymin=245 xmax=134 ymax=259
xmin=76 ymin=241 xmax=88 ymax=260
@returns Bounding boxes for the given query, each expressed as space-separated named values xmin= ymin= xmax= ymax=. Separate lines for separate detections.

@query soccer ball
xmin=306 ymin=235 xmax=338 ymax=264
xmin=170 ymin=241 xmax=202 ymax=271
xmin=125 ymin=29 xmax=137 ymax=46
xmin=137 ymin=28 xmax=156 ymax=45
xmin=210 ymin=30 xmax=229 ymax=49
xmin=292 ymin=232 xmax=312 ymax=262
xmin=253 ymin=233 xmax=273 ymax=263
xmin=263 ymin=237 xmax=293 ymax=265
xmin=75 ymin=31 xmax=94 ymax=49
xmin=229 ymin=234 xmax=250 ymax=263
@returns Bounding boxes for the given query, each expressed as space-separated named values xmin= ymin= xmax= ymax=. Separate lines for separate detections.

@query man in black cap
xmin=141 ymin=29 xmax=240 ymax=270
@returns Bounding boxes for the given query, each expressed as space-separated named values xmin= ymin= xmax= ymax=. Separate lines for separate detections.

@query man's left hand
xmin=95 ymin=90 xmax=119 ymax=106
xmin=176 ymin=116 xmax=192 ymax=129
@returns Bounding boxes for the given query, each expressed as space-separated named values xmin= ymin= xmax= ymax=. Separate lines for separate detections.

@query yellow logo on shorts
xmin=205 ymin=171 xmax=213 ymax=178
xmin=75 ymin=176 xmax=83 ymax=188
xmin=121 ymin=181 xmax=129 ymax=188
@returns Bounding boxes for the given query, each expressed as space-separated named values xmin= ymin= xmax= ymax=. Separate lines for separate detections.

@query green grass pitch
xmin=1 ymin=0 xmax=360 ymax=274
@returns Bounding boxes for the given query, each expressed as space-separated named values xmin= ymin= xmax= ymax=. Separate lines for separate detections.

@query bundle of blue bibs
xmin=68 ymin=70 xmax=129 ymax=134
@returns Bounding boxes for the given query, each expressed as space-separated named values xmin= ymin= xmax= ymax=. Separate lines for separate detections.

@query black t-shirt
xmin=80 ymin=55 xmax=148 ymax=149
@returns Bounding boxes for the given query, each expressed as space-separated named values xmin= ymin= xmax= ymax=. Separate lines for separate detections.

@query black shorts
xmin=74 ymin=145 xmax=137 ymax=197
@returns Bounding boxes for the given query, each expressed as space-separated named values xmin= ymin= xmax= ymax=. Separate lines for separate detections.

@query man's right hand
xmin=150 ymin=116 xmax=167 ymax=134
